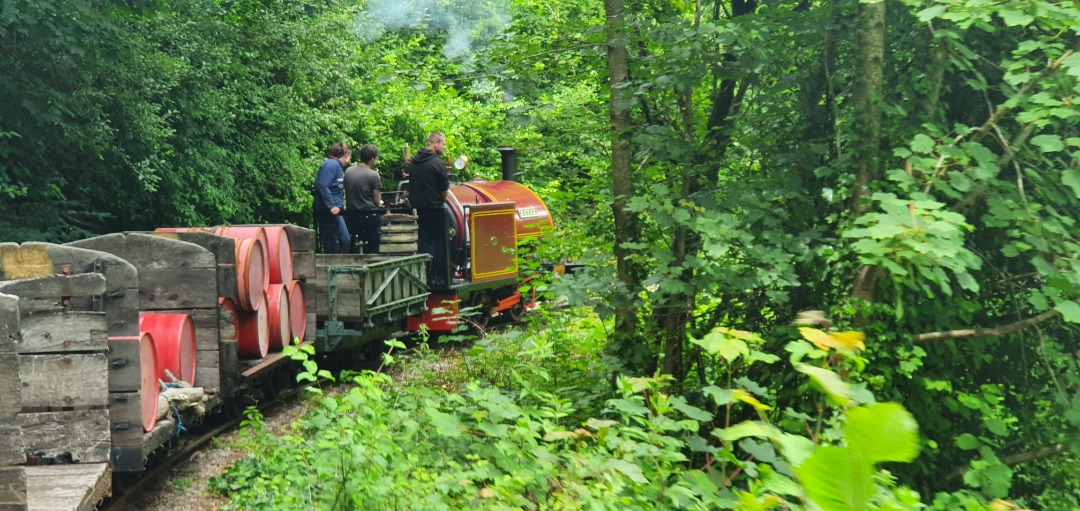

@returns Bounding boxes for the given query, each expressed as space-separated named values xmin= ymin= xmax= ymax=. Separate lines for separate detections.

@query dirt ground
xmin=127 ymin=397 xmax=314 ymax=511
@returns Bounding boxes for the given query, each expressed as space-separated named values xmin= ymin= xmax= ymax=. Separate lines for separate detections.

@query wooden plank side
xmin=291 ymin=251 xmax=315 ymax=280
xmin=304 ymin=312 xmax=316 ymax=342
xmin=19 ymin=409 xmax=110 ymax=463
xmin=18 ymin=312 xmax=107 ymax=354
xmin=106 ymin=337 xmax=142 ymax=393
xmin=26 ymin=463 xmax=110 ymax=511
xmin=19 ymin=354 xmax=108 ymax=409
xmin=19 ymin=243 xmax=138 ymax=291
xmin=69 ymin=233 xmax=215 ymax=269
xmin=0 ymin=424 xmax=23 ymax=467
xmin=108 ymin=392 xmax=143 ymax=472
xmin=137 ymin=268 xmax=217 ymax=310
xmin=0 ymin=467 xmax=26 ymax=509
xmin=219 ymin=340 xmax=238 ymax=399
xmin=0 ymin=293 xmax=20 ymax=354
xmin=195 ymin=350 xmax=220 ymax=392
xmin=282 ymin=225 xmax=316 ymax=253
xmin=0 ymin=274 xmax=106 ymax=301
xmin=148 ymin=232 xmax=238 ymax=299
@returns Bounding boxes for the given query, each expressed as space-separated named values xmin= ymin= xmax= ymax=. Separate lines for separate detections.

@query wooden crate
xmin=0 ymin=244 xmax=140 ymax=471
xmin=314 ymin=254 xmax=429 ymax=323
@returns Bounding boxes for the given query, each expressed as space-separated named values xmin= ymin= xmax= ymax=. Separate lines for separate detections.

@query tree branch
xmin=945 ymin=444 xmax=1068 ymax=484
xmin=915 ymin=309 xmax=1060 ymax=342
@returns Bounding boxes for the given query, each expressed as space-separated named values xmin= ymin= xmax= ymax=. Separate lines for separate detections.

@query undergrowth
xmin=210 ymin=307 xmax=1028 ymax=510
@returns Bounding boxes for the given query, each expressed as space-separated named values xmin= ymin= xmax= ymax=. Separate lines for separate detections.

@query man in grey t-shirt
xmin=344 ymin=144 xmax=383 ymax=254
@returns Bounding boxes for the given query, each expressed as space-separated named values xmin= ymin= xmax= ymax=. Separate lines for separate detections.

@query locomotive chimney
xmin=498 ymin=146 xmax=518 ymax=182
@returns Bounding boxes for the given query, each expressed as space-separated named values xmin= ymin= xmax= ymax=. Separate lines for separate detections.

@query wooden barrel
xmin=137 ymin=331 xmax=160 ymax=432
xmin=286 ymin=279 xmax=306 ymax=342
xmin=381 ymin=214 xmax=419 ymax=254
xmin=139 ymin=313 xmax=197 ymax=385
xmin=234 ymin=238 xmax=268 ymax=311
xmin=236 ymin=289 xmax=269 ymax=358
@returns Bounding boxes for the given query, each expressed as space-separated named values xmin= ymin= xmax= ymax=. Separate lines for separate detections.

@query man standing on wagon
xmin=408 ymin=131 xmax=451 ymax=288
xmin=313 ymin=142 xmax=352 ymax=254
xmin=344 ymin=144 xmax=383 ymax=254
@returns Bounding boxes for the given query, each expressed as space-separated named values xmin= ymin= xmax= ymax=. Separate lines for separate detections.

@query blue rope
xmin=170 ymin=401 xmax=185 ymax=436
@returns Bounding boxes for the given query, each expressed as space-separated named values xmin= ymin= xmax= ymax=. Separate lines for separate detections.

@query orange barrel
xmin=139 ymin=313 xmax=197 ymax=385
xmin=234 ymin=238 xmax=269 ymax=311
xmin=286 ymin=279 xmax=306 ymax=342
xmin=262 ymin=226 xmax=294 ymax=284
xmin=266 ymin=283 xmax=291 ymax=351
xmin=129 ymin=332 xmax=160 ymax=432
xmin=236 ymin=289 xmax=269 ymax=358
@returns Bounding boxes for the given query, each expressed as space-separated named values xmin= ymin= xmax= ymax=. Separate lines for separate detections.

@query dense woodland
xmin=3 ymin=0 xmax=1080 ymax=508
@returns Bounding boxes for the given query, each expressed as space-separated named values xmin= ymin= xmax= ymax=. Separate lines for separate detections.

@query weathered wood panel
xmin=0 ymin=424 xmax=23 ymax=467
xmin=291 ymin=251 xmax=315 ymax=281
xmin=0 ymin=243 xmax=137 ymax=290
xmin=0 ymin=274 xmax=106 ymax=302
xmin=69 ymin=233 xmax=215 ymax=269
xmin=105 ymin=337 xmax=142 ymax=393
xmin=0 ymin=467 xmax=26 ymax=510
xmin=69 ymin=234 xmax=218 ymax=310
xmin=0 ymin=293 xmax=18 ymax=353
xmin=195 ymin=350 xmax=220 ymax=392
xmin=18 ymin=312 xmax=107 ymax=354
xmin=282 ymin=225 xmax=316 ymax=253
xmin=137 ymin=268 xmax=217 ymax=310
xmin=108 ymin=391 xmax=144 ymax=472
xmin=19 ymin=409 xmax=110 ymax=463
xmin=219 ymin=340 xmax=238 ymax=398
xmin=19 ymin=354 xmax=108 ymax=409
xmin=148 ymin=232 xmax=238 ymax=299
xmin=26 ymin=463 xmax=109 ymax=511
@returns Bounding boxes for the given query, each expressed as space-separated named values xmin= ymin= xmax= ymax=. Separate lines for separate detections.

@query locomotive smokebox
xmin=498 ymin=146 xmax=518 ymax=182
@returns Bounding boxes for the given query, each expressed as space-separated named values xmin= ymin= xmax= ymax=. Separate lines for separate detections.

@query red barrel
xmin=234 ymin=238 xmax=269 ymax=311
xmin=137 ymin=332 xmax=160 ymax=432
xmin=262 ymin=226 xmax=294 ymax=284
xmin=140 ymin=313 xmax=197 ymax=385
xmin=215 ymin=226 xmax=271 ymax=277
xmin=236 ymin=289 xmax=269 ymax=358
xmin=266 ymin=283 xmax=291 ymax=351
xmin=286 ymin=279 xmax=306 ymax=342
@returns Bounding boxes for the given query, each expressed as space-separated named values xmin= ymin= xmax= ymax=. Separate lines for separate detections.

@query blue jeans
xmin=316 ymin=213 xmax=350 ymax=254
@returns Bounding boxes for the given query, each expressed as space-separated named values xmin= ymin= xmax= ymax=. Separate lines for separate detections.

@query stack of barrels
xmin=152 ymin=226 xmax=307 ymax=362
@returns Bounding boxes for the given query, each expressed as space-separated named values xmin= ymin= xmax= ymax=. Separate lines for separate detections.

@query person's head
xmin=359 ymin=144 xmax=379 ymax=166
xmin=328 ymin=142 xmax=351 ymax=166
xmin=426 ymin=131 xmax=446 ymax=155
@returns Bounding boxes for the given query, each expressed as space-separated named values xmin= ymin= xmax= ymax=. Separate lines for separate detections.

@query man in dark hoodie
xmin=408 ymin=131 xmax=451 ymax=287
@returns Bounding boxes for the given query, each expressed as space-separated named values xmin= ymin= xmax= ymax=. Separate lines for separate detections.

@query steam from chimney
xmin=355 ymin=0 xmax=511 ymax=61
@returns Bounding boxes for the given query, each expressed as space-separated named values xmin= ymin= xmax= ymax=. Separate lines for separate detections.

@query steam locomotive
xmin=0 ymin=147 xmax=556 ymax=509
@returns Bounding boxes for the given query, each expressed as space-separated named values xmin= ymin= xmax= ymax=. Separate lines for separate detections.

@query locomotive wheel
xmin=465 ymin=291 xmax=491 ymax=331
xmin=508 ymin=302 xmax=526 ymax=323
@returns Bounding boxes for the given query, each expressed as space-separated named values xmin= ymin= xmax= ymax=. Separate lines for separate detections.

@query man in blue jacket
xmin=313 ymin=142 xmax=352 ymax=254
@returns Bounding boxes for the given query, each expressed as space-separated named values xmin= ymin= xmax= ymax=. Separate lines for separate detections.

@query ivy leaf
xmin=845 ymin=403 xmax=921 ymax=463
xmin=911 ymin=134 xmax=936 ymax=154
xmin=1031 ymin=134 xmax=1064 ymax=153
xmin=956 ymin=433 xmax=980 ymax=450
xmin=1054 ymin=301 xmax=1080 ymax=323
xmin=797 ymin=446 xmax=874 ymax=511
xmin=608 ymin=459 xmax=649 ymax=484
xmin=998 ymin=8 xmax=1034 ymax=26
xmin=795 ymin=363 xmax=852 ymax=406
xmin=1061 ymin=169 xmax=1080 ymax=198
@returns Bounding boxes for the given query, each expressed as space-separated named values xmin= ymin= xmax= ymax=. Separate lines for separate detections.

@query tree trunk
xmin=849 ymin=0 xmax=885 ymax=214
xmin=605 ymin=0 xmax=643 ymax=369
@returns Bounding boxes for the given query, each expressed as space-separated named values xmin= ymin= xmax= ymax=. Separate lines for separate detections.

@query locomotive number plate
xmin=517 ymin=207 xmax=539 ymax=219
